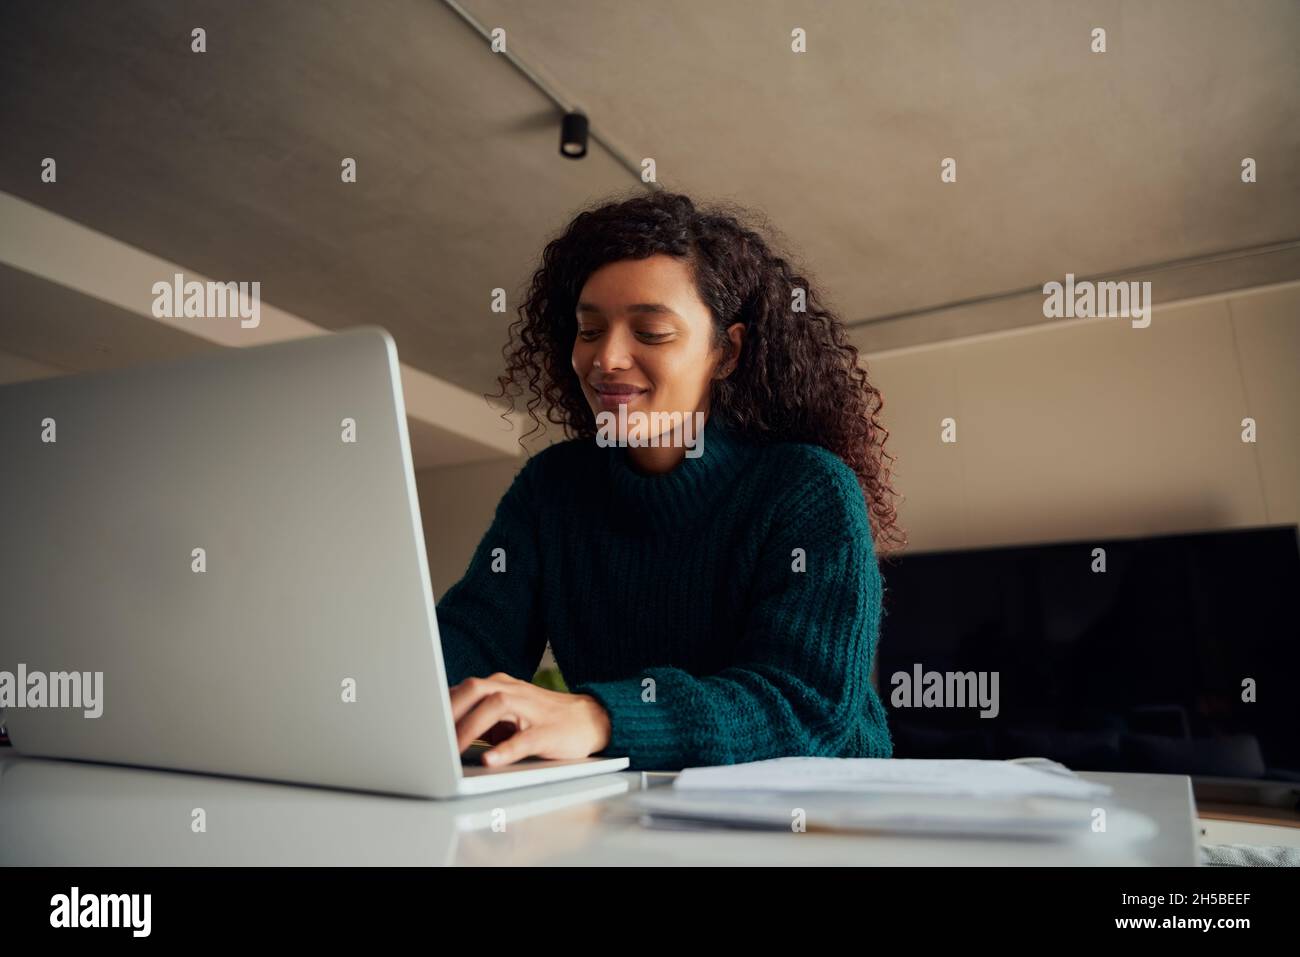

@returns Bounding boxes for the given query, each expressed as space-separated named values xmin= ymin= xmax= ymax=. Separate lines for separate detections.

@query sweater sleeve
xmin=570 ymin=449 xmax=889 ymax=771
xmin=434 ymin=456 xmax=547 ymax=687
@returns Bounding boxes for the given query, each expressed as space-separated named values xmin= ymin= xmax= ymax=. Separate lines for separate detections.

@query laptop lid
xmin=0 ymin=327 xmax=464 ymax=797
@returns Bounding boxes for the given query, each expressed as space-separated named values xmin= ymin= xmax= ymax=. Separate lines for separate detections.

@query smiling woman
xmin=435 ymin=190 xmax=905 ymax=771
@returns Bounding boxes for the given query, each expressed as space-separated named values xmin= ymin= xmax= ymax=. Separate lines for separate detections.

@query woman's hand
xmin=449 ymin=672 xmax=612 ymax=767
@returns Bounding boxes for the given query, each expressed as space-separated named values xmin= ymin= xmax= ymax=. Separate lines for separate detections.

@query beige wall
xmin=416 ymin=455 xmax=529 ymax=599
xmin=416 ymin=279 xmax=1299 ymax=595
xmin=859 ymin=280 xmax=1298 ymax=554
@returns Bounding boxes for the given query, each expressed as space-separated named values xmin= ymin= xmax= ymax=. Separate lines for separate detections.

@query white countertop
xmin=0 ymin=750 xmax=1200 ymax=865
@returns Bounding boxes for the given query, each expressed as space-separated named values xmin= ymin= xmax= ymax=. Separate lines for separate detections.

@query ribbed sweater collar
xmin=604 ymin=412 xmax=754 ymax=521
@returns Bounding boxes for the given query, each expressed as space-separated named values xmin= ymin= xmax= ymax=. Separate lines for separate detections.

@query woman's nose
xmin=592 ymin=328 xmax=633 ymax=370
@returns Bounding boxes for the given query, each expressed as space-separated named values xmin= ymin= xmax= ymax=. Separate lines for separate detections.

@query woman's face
xmin=571 ymin=254 xmax=743 ymax=437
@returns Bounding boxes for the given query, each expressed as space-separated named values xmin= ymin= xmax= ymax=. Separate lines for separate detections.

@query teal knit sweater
xmin=435 ymin=413 xmax=893 ymax=771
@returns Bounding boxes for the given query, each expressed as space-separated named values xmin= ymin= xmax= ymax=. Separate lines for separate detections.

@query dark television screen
xmin=876 ymin=525 xmax=1300 ymax=786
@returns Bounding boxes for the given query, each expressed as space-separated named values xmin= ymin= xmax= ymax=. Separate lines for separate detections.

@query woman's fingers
xmin=456 ymin=691 xmax=529 ymax=752
xmin=448 ymin=682 xmax=601 ymax=766
xmin=481 ymin=727 xmax=549 ymax=767
xmin=448 ymin=673 xmax=519 ymax=723
xmin=482 ymin=719 xmax=521 ymax=745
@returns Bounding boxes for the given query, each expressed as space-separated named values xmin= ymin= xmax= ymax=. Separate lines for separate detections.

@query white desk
xmin=0 ymin=750 xmax=1199 ymax=865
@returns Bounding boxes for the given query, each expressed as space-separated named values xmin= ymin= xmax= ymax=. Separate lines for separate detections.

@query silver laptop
xmin=0 ymin=327 xmax=629 ymax=797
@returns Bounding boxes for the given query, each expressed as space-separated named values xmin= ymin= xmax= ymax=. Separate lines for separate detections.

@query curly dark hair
xmin=488 ymin=189 xmax=906 ymax=556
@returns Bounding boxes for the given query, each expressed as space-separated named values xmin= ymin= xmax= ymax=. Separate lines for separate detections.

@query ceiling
xmin=2 ymin=0 xmax=1298 ymax=456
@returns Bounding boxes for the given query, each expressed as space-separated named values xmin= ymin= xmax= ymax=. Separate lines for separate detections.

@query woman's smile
xmin=595 ymin=385 xmax=650 ymax=409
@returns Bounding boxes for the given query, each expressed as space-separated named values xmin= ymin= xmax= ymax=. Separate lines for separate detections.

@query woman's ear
xmin=717 ymin=322 xmax=746 ymax=378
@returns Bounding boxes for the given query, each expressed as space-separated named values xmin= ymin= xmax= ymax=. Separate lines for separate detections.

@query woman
xmin=437 ymin=190 xmax=905 ymax=771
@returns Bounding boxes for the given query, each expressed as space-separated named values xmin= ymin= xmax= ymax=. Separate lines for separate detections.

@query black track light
xmin=560 ymin=111 xmax=588 ymax=158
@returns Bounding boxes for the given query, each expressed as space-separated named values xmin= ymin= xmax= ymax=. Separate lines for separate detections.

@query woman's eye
xmin=576 ymin=330 xmax=671 ymax=342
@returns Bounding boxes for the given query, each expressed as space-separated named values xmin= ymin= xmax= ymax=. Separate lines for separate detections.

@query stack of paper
xmin=675 ymin=756 xmax=1111 ymax=799
xmin=630 ymin=757 xmax=1148 ymax=840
